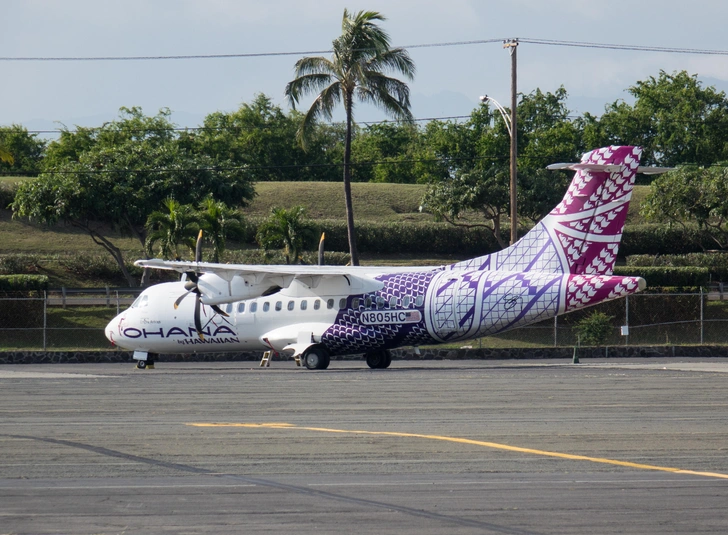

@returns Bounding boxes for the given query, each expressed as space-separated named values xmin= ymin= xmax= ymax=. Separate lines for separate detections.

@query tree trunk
xmin=343 ymin=94 xmax=360 ymax=266
xmin=75 ymin=222 xmax=138 ymax=287
xmin=128 ymin=221 xmax=152 ymax=286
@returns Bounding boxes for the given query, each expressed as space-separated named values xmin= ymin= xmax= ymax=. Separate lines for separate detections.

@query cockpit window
xmin=132 ymin=295 xmax=149 ymax=308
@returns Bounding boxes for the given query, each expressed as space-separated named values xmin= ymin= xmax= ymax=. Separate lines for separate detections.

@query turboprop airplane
xmin=106 ymin=146 xmax=663 ymax=370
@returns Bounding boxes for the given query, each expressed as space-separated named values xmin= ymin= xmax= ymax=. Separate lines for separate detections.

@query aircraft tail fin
xmin=451 ymin=146 xmax=643 ymax=275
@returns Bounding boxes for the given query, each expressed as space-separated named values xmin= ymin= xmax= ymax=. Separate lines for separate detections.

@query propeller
xmin=173 ymin=230 xmax=228 ymax=340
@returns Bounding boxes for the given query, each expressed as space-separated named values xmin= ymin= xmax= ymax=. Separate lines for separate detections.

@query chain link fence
xmin=0 ymin=289 xmax=139 ymax=350
xmin=1 ymin=291 xmax=727 ymax=351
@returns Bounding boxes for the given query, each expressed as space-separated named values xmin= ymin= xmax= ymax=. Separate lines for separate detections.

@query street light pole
xmin=504 ymin=39 xmax=518 ymax=245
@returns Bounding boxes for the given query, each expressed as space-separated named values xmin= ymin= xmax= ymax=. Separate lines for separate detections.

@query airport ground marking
xmin=187 ymin=422 xmax=728 ymax=481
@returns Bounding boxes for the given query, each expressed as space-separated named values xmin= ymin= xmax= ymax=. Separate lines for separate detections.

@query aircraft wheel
xmin=381 ymin=350 xmax=392 ymax=369
xmin=304 ymin=345 xmax=330 ymax=370
xmin=136 ymin=360 xmax=147 ymax=370
xmin=366 ymin=350 xmax=392 ymax=369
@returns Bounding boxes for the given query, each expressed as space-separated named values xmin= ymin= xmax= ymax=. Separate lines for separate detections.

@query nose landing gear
xmin=134 ymin=352 xmax=157 ymax=370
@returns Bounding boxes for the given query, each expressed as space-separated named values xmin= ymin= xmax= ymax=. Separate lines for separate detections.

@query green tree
xmin=585 ymin=70 xmax=728 ymax=167
xmin=197 ymin=196 xmax=246 ymax=262
xmin=422 ymin=88 xmax=581 ymax=245
xmin=12 ymin=107 xmax=256 ymax=286
xmin=145 ymin=198 xmax=199 ymax=260
xmin=641 ymin=165 xmax=728 ymax=250
xmin=285 ymin=9 xmax=415 ymax=265
xmin=351 ymin=122 xmax=423 ymax=183
xmin=256 ymin=206 xmax=315 ymax=264
xmin=0 ymin=125 xmax=46 ymax=176
xmin=183 ymin=94 xmax=344 ymax=182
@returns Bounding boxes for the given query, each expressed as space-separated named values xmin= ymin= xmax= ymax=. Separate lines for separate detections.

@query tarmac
xmin=1 ymin=358 xmax=727 ymax=534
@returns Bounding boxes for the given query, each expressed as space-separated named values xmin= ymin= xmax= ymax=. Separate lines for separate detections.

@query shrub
xmin=0 ymin=274 xmax=49 ymax=296
xmin=0 ymin=182 xmax=18 ymax=210
xmin=614 ymin=266 xmax=711 ymax=288
xmin=574 ymin=311 xmax=614 ymax=346
xmin=0 ymin=253 xmax=41 ymax=275
xmin=59 ymin=253 xmax=121 ymax=280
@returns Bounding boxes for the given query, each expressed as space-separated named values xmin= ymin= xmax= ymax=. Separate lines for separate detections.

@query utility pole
xmin=503 ymin=39 xmax=518 ymax=245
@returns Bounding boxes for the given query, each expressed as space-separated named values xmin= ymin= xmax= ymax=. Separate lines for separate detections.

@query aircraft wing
xmin=136 ymin=259 xmax=436 ymax=277
xmin=135 ymin=259 xmax=441 ymax=304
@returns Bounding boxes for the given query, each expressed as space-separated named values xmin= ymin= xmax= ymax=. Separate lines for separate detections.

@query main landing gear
xmin=303 ymin=345 xmax=330 ymax=370
xmin=365 ymin=349 xmax=392 ymax=369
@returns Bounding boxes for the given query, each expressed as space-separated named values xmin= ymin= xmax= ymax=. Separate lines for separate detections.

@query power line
xmin=2 ymin=37 xmax=727 ymax=62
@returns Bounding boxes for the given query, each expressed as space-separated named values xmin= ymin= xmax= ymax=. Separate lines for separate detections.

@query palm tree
xmin=284 ymin=9 xmax=415 ymax=265
xmin=198 ymin=196 xmax=245 ymax=263
xmin=0 ymin=146 xmax=13 ymax=165
xmin=256 ymin=206 xmax=314 ymax=265
xmin=145 ymin=198 xmax=198 ymax=260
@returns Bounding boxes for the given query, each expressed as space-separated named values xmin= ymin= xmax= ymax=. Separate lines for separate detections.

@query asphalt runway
xmin=1 ymin=358 xmax=727 ymax=534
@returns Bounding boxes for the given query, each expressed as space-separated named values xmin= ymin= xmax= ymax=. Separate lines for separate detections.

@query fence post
xmin=700 ymin=288 xmax=704 ymax=344
xmin=625 ymin=295 xmax=630 ymax=346
xmin=43 ymin=291 xmax=47 ymax=351
xmin=116 ymin=290 xmax=120 ymax=315
xmin=553 ymin=316 xmax=558 ymax=347
xmin=105 ymin=286 xmax=110 ymax=307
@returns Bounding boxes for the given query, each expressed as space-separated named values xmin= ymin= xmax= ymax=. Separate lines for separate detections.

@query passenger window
xmin=314 ymin=300 xmax=321 ymax=310
xmin=352 ymin=298 xmax=360 ymax=308
xmin=301 ymin=300 xmax=308 ymax=311
xmin=339 ymin=298 xmax=347 ymax=310
xmin=389 ymin=296 xmax=397 ymax=308
xmin=415 ymin=295 xmax=424 ymax=307
xmin=327 ymin=299 xmax=334 ymax=309
xmin=250 ymin=302 xmax=258 ymax=313
xmin=364 ymin=296 xmax=372 ymax=308
xmin=275 ymin=301 xmax=282 ymax=312
xmin=225 ymin=303 xmax=233 ymax=314
xmin=238 ymin=302 xmax=245 ymax=313
xmin=403 ymin=296 xmax=411 ymax=307
xmin=287 ymin=301 xmax=295 ymax=311
xmin=263 ymin=302 xmax=270 ymax=312
xmin=376 ymin=296 xmax=385 ymax=310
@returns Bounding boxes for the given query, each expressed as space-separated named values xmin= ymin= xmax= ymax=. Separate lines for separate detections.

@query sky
xmin=2 ymin=0 xmax=728 ymax=135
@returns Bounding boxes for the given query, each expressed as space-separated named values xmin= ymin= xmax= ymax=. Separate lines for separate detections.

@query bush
xmin=621 ymin=225 xmax=714 ymax=256
xmin=614 ymin=266 xmax=711 ymax=288
xmin=0 ymin=182 xmax=18 ymax=210
xmin=0 ymin=253 xmax=41 ymax=275
xmin=626 ymin=253 xmax=728 ymax=282
xmin=59 ymin=253 xmax=122 ymax=280
xmin=0 ymin=274 xmax=49 ymax=296
xmin=574 ymin=311 xmax=614 ymax=346
xmin=223 ymin=249 xmax=350 ymax=266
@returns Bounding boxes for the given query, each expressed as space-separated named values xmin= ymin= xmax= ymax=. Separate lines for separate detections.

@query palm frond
xmin=285 ymin=72 xmax=336 ymax=108
xmin=297 ymin=83 xmax=343 ymax=149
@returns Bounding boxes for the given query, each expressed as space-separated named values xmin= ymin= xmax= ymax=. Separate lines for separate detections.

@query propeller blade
xmin=194 ymin=297 xmax=205 ymax=340
xmin=195 ymin=229 xmax=203 ymax=263
xmin=173 ymin=291 xmax=190 ymax=310
xmin=211 ymin=304 xmax=229 ymax=317
xmin=318 ymin=232 xmax=325 ymax=266
xmin=185 ymin=271 xmax=199 ymax=285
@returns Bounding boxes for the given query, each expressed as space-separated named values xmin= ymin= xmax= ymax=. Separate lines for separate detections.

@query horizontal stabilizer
xmin=547 ymin=162 xmax=675 ymax=175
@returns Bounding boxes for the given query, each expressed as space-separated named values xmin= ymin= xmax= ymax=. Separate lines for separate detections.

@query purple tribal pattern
xmin=450 ymin=146 xmax=642 ymax=276
xmin=322 ymin=146 xmax=646 ymax=356
xmin=322 ymin=270 xmax=439 ymax=355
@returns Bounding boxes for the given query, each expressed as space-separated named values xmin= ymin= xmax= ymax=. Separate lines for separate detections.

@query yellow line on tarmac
xmin=187 ymin=422 xmax=728 ymax=480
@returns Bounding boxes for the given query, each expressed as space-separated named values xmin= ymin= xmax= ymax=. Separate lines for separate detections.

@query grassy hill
xmin=0 ymin=178 xmax=652 ymax=286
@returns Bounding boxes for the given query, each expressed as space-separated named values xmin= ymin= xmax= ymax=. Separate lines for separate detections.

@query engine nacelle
xmin=196 ymin=272 xmax=289 ymax=305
